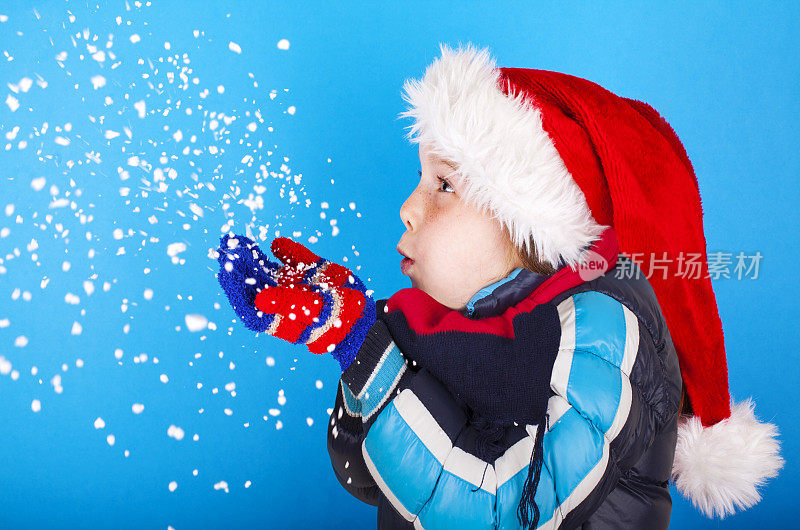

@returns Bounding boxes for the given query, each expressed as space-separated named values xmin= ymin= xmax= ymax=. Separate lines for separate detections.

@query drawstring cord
xmin=518 ymin=412 xmax=550 ymax=529
xmin=465 ymin=409 xmax=551 ymax=530
xmin=469 ymin=414 xmax=508 ymax=493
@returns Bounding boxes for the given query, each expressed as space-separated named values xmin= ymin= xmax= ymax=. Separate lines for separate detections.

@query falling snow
xmin=184 ymin=313 xmax=208 ymax=331
xmin=0 ymin=2 xmax=368 ymax=520
xmin=167 ymin=424 xmax=185 ymax=440
xmin=5 ymin=94 xmax=19 ymax=111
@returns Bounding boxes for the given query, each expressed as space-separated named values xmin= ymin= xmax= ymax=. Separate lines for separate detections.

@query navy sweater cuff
xmin=340 ymin=318 xmax=395 ymax=398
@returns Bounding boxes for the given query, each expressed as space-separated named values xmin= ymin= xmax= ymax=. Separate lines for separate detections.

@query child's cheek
xmin=423 ymin=204 xmax=441 ymax=225
xmin=415 ymin=195 xmax=441 ymax=230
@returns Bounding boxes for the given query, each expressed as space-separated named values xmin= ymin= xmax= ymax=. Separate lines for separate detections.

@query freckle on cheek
xmin=422 ymin=201 xmax=439 ymax=223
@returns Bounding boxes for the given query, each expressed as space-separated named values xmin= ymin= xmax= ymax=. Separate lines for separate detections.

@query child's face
xmin=397 ymin=144 xmax=522 ymax=311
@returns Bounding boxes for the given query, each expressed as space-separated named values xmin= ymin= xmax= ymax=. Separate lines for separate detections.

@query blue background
xmin=0 ymin=1 xmax=796 ymax=528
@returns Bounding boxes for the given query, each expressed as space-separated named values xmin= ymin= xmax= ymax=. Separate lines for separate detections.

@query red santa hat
xmin=398 ymin=42 xmax=784 ymax=519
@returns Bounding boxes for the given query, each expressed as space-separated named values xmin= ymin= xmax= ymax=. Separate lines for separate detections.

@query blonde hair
xmin=501 ymin=224 xmax=557 ymax=276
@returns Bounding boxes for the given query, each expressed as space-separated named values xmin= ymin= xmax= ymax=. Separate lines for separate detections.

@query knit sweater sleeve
xmin=326 ymin=299 xmax=460 ymax=506
xmin=326 ymin=298 xmax=478 ymax=514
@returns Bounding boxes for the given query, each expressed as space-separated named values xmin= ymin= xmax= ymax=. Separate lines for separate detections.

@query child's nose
xmin=400 ymin=187 xmax=424 ymax=232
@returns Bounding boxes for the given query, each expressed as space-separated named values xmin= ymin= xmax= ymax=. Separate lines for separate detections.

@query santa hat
xmin=397 ymin=42 xmax=784 ymax=519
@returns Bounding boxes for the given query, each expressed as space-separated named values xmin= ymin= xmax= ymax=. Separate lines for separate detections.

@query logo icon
xmin=573 ymin=249 xmax=609 ymax=282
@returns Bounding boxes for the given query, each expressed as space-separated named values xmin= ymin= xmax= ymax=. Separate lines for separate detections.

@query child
xmin=217 ymin=43 xmax=783 ymax=529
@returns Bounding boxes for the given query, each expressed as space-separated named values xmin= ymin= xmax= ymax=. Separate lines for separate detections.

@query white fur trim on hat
xmin=398 ymin=42 xmax=608 ymax=269
xmin=671 ymin=397 xmax=785 ymax=518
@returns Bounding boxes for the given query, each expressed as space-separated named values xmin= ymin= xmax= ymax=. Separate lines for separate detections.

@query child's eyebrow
xmin=423 ymin=157 xmax=459 ymax=180
xmin=437 ymin=159 xmax=459 ymax=182
xmin=440 ymin=159 xmax=457 ymax=171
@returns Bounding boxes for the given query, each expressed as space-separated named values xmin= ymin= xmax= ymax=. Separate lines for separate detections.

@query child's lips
xmin=401 ymin=257 xmax=414 ymax=274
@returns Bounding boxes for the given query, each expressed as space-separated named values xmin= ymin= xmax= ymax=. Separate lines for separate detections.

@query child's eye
xmin=437 ymin=177 xmax=455 ymax=193
xmin=417 ymin=169 xmax=454 ymax=194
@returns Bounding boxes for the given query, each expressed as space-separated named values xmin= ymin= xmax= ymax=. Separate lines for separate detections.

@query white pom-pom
xmin=671 ymin=397 xmax=785 ymax=518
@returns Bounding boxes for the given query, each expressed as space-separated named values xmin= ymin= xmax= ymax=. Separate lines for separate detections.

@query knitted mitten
xmin=217 ymin=234 xmax=281 ymax=333
xmin=217 ymin=233 xmax=376 ymax=371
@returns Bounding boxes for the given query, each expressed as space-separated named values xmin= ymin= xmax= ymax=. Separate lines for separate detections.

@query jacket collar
xmin=462 ymin=267 xmax=552 ymax=319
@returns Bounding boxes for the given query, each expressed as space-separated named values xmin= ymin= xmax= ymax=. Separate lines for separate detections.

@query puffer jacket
xmin=327 ymin=228 xmax=683 ymax=529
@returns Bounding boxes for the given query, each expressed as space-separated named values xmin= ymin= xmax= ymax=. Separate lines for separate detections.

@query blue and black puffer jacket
xmin=327 ymin=228 xmax=684 ymax=529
